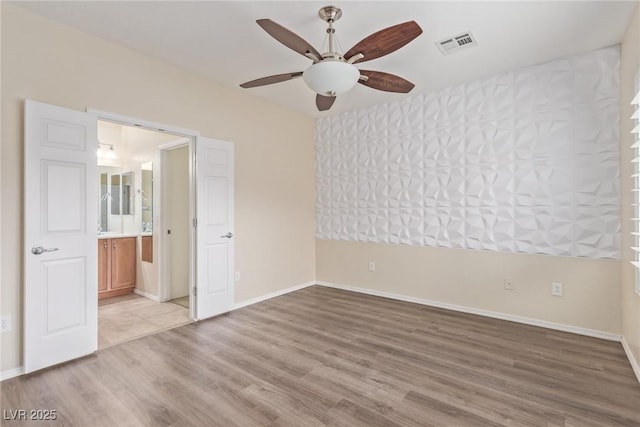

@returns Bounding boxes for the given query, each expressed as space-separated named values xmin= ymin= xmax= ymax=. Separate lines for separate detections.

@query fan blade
xmin=344 ymin=21 xmax=422 ymax=64
xmin=358 ymin=70 xmax=415 ymax=93
xmin=316 ymin=94 xmax=336 ymax=111
xmin=240 ymin=72 xmax=303 ymax=89
xmin=257 ymin=19 xmax=322 ymax=60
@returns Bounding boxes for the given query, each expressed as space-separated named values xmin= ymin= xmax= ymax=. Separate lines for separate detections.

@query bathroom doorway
xmin=96 ymin=120 xmax=192 ymax=348
xmin=24 ymin=100 xmax=235 ymax=370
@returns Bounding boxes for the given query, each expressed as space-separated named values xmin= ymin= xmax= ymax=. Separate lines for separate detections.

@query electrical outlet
xmin=552 ymin=282 xmax=563 ymax=297
xmin=1 ymin=315 xmax=12 ymax=333
xmin=504 ymin=277 xmax=514 ymax=290
xmin=234 ymin=271 xmax=240 ymax=282
xmin=368 ymin=261 xmax=376 ymax=272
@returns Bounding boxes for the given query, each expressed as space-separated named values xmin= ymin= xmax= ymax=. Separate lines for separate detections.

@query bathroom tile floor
xmin=98 ymin=294 xmax=190 ymax=349
xmin=169 ymin=296 xmax=189 ymax=308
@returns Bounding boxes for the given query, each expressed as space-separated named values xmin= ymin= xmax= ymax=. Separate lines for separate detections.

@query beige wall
xmin=317 ymin=240 xmax=621 ymax=334
xmin=621 ymin=1 xmax=640 ymax=376
xmin=0 ymin=5 xmax=316 ymax=373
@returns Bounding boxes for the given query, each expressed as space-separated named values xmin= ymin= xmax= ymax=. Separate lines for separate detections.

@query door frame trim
xmin=87 ymin=109 xmax=199 ymax=138
xmin=88 ymin=108 xmax=198 ymax=320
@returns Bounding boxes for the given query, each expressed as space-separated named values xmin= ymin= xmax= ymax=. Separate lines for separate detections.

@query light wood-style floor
xmin=3 ymin=286 xmax=640 ymax=426
xmin=99 ymin=294 xmax=190 ymax=348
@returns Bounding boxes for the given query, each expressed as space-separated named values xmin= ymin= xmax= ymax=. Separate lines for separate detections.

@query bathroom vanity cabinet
xmin=98 ymin=237 xmax=136 ymax=299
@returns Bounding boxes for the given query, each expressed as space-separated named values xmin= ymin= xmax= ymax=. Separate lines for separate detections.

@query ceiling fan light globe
xmin=302 ymin=60 xmax=359 ymax=96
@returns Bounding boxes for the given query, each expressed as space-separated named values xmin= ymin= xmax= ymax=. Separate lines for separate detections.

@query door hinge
xmin=193 ymin=218 xmax=197 ymax=228
xmin=193 ymin=286 xmax=197 ymax=297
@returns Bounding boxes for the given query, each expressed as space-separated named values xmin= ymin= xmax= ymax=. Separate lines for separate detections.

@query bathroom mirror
xmin=98 ymin=166 xmax=123 ymax=234
xmin=110 ymin=174 xmax=121 ymax=215
xmin=141 ymin=162 xmax=153 ymax=233
xmin=121 ymin=171 xmax=134 ymax=215
xmin=99 ymin=172 xmax=108 ymax=232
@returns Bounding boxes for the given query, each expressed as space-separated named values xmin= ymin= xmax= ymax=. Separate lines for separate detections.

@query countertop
xmin=97 ymin=233 xmax=140 ymax=239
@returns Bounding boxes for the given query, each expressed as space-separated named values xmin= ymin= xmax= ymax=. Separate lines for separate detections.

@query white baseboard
xmin=622 ymin=336 xmax=640 ymax=384
xmin=316 ymin=281 xmax=622 ymax=342
xmin=1 ymin=366 xmax=24 ymax=382
xmin=232 ymin=281 xmax=315 ymax=311
xmin=134 ymin=288 xmax=161 ymax=302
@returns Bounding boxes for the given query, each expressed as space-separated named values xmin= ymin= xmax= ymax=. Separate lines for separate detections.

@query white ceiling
xmin=13 ymin=1 xmax=636 ymax=118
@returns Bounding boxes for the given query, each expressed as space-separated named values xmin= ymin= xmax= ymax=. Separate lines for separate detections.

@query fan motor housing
xmin=318 ymin=6 xmax=342 ymax=22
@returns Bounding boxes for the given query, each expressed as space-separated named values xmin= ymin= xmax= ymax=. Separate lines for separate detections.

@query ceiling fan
xmin=239 ymin=5 xmax=423 ymax=112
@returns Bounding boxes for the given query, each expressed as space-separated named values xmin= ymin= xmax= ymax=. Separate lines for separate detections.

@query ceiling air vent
xmin=436 ymin=31 xmax=478 ymax=55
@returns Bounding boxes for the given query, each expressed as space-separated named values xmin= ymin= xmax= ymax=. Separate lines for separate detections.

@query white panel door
xmin=24 ymin=100 xmax=97 ymax=373
xmin=195 ymin=137 xmax=234 ymax=320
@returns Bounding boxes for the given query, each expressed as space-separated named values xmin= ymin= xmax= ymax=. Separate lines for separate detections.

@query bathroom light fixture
xmin=98 ymin=142 xmax=115 ymax=151
xmin=97 ymin=142 xmax=117 ymax=159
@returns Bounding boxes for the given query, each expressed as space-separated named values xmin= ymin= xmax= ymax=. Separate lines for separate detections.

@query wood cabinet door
xmin=141 ymin=235 xmax=153 ymax=263
xmin=111 ymin=237 xmax=136 ymax=289
xmin=98 ymin=239 xmax=110 ymax=292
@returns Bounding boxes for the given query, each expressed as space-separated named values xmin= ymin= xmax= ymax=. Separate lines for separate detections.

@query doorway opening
xmin=24 ymin=100 xmax=235 ymax=373
xmin=96 ymin=120 xmax=193 ymax=349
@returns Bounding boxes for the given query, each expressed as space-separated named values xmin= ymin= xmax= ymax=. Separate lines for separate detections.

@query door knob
xmin=31 ymin=246 xmax=59 ymax=255
xmin=220 ymin=232 xmax=233 ymax=238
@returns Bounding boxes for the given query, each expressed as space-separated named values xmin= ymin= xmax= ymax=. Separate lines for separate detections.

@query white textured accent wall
xmin=316 ymin=47 xmax=621 ymax=259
